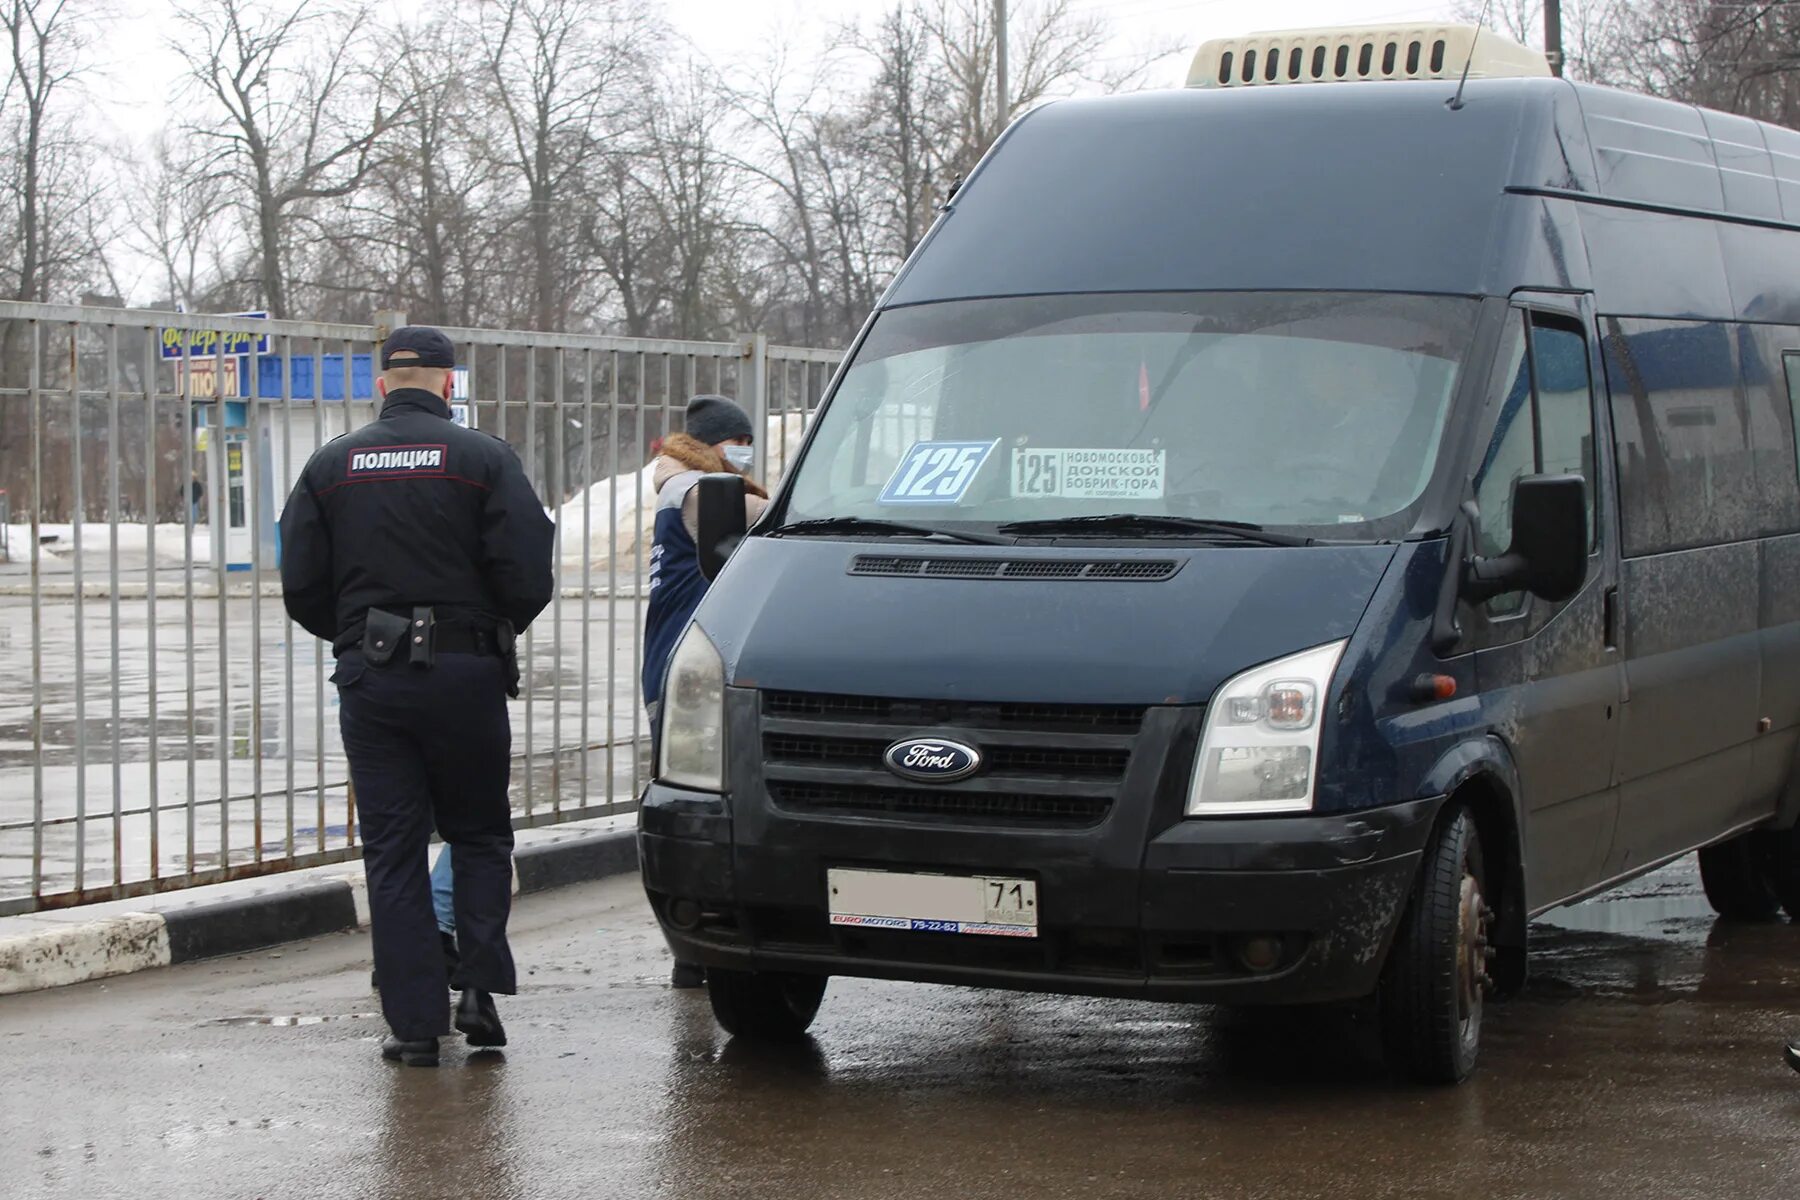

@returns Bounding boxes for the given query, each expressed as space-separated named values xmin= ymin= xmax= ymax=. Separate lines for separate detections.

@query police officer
xmin=280 ymin=326 xmax=553 ymax=1067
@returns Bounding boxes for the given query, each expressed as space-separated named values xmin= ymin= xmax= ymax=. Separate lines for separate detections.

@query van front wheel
xmin=1698 ymin=833 xmax=1781 ymax=920
xmin=707 ymin=969 xmax=827 ymax=1041
xmin=1379 ymin=806 xmax=1490 ymax=1085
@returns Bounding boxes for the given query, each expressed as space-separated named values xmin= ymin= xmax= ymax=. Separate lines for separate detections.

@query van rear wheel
xmin=1379 ymin=805 xmax=1490 ymax=1085
xmin=1698 ymin=833 xmax=1781 ymax=920
xmin=707 ymin=969 xmax=827 ymax=1041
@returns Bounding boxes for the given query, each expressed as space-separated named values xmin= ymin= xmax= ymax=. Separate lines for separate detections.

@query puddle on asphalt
xmin=1533 ymin=893 xmax=1716 ymax=939
xmin=205 ymin=1013 xmax=380 ymax=1027
xmin=1520 ymin=884 xmax=1800 ymax=1005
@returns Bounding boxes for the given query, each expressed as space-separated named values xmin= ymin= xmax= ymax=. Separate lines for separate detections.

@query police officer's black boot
xmin=381 ymin=1035 xmax=440 ymax=1067
xmin=455 ymin=988 xmax=507 ymax=1048
xmin=670 ymin=960 xmax=705 ymax=989
xmin=1786 ymin=1037 xmax=1800 ymax=1074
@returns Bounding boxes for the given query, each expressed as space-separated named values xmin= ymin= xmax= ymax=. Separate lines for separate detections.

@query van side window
xmin=1531 ymin=321 xmax=1597 ymax=545
xmin=1604 ymin=318 xmax=1755 ymax=555
xmin=1473 ymin=312 xmax=1598 ymax=617
xmin=1744 ymin=331 xmax=1800 ymax=533
xmin=1782 ymin=351 xmax=1800 ymax=485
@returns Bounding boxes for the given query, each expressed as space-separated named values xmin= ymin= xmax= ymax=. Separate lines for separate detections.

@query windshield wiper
xmin=997 ymin=514 xmax=1313 ymax=546
xmin=769 ymin=516 xmax=1008 ymax=545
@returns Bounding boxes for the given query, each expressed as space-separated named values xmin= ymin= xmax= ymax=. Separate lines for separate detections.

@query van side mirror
xmin=1465 ymin=474 xmax=1588 ymax=604
xmin=694 ymin=472 xmax=748 ymax=581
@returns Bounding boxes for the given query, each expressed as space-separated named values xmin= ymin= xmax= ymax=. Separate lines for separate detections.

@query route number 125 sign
xmin=878 ymin=440 xmax=999 ymax=505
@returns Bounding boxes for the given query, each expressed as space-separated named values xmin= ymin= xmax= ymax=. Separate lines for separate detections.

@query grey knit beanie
xmin=685 ymin=394 xmax=755 ymax=446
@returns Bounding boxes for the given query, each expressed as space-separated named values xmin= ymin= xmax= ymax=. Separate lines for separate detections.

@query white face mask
xmin=724 ymin=444 xmax=755 ymax=471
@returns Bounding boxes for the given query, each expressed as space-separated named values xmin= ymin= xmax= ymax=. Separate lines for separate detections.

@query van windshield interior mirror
xmin=1464 ymin=474 xmax=1588 ymax=604
xmin=694 ymin=473 xmax=748 ymax=581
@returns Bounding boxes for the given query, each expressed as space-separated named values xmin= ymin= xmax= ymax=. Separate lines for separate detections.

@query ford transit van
xmin=638 ymin=24 xmax=1800 ymax=1082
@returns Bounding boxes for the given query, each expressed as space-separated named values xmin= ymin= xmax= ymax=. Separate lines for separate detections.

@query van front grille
xmin=764 ymin=733 xmax=1129 ymax=779
xmin=768 ymin=782 xmax=1113 ymax=827
xmin=762 ymin=691 xmax=1147 ymax=732
xmin=758 ymin=691 xmax=1147 ymax=829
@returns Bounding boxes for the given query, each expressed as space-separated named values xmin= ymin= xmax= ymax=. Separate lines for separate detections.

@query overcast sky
xmin=89 ymin=0 xmax=1473 ymax=149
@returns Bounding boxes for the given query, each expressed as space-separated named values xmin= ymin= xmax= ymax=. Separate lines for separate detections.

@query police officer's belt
xmin=361 ymin=606 xmax=505 ymax=666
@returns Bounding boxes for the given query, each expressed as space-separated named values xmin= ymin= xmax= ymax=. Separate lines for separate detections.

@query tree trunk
xmin=256 ymin=157 xmax=288 ymax=318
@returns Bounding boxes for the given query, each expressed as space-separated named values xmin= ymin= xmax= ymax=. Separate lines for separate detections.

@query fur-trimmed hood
xmin=653 ymin=432 xmax=768 ymax=498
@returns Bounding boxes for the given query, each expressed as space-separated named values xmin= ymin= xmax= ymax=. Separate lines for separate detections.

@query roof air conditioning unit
xmin=1188 ymin=24 xmax=1551 ymax=89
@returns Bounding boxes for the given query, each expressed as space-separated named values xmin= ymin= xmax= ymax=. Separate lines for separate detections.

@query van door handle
xmin=1603 ymin=586 xmax=1619 ymax=651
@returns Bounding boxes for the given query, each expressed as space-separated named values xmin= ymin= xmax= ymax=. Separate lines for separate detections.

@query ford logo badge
xmin=883 ymin=737 xmax=982 ymax=784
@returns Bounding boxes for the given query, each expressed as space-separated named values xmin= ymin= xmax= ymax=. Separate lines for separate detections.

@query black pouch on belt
xmin=362 ymin=608 xmax=410 ymax=667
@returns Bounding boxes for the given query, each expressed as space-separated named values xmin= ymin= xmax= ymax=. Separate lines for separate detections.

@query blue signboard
xmin=247 ymin=353 xmax=375 ymax=400
xmin=160 ymin=311 xmax=271 ymax=359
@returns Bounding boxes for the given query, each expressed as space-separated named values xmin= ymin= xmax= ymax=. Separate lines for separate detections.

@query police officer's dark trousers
xmin=337 ymin=649 xmax=517 ymax=1040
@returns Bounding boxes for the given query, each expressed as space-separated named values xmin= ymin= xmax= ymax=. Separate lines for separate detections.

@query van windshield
xmin=783 ymin=292 xmax=1481 ymax=539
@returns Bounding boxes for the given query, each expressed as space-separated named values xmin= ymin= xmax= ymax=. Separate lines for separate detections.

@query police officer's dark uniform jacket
xmin=281 ymin=392 xmax=552 ymax=655
xmin=280 ymin=337 xmax=552 ymax=1050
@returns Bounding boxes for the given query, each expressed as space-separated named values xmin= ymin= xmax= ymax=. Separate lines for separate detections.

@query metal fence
xmin=0 ymin=301 xmax=840 ymax=915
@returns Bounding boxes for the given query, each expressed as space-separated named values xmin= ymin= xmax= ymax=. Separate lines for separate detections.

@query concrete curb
xmin=0 ymin=827 xmax=639 ymax=996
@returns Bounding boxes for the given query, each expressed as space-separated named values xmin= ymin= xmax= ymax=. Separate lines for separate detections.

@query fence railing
xmin=0 ymin=301 xmax=841 ymax=914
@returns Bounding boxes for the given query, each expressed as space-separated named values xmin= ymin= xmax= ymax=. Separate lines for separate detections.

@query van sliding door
xmin=1745 ymin=340 xmax=1800 ymax=818
xmin=1603 ymin=317 xmax=1762 ymax=877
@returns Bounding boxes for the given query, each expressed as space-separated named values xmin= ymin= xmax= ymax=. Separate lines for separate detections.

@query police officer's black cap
xmin=381 ymin=326 xmax=456 ymax=370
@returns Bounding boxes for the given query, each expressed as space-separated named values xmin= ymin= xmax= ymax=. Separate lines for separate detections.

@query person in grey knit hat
xmin=683 ymin=394 xmax=757 ymax=453
xmin=651 ymin=395 xmax=768 ymax=541
xmin=642 ymin=394 xmax=768 ymax=990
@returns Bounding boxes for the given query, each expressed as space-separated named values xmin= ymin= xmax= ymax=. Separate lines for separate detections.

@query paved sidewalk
xmin=0 ymin=814 xmax=638 ymax=994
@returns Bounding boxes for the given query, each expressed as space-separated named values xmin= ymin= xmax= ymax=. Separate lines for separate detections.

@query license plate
xmin=827 ymin=868 xmax=1039 ymax=938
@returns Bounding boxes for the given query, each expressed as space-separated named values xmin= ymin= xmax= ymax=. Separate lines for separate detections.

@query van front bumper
xmin=639 ymin=788 xmax=1443 ymax=1005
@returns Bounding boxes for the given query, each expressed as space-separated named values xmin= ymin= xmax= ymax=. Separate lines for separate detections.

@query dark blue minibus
xmin=638 ymin=32 xmax=1800 ymax=1082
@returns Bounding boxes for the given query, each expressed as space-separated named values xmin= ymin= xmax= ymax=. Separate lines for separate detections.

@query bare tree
xmin=342 ymin=18 xmax=500 ymax=326
xmin=731 ymin=0 xmax=1117 ymax=345
xmin=171 ymin=0 xmax=399 ymax=318
xmin=644 ymin=62 xmax=751 ymax=339
xmin=123 ymin=132 xmax=233 ymax=310
xmin=0 ymin=0 xmax=1139 ymax=358
xmin=923 ymin=0 xmax=1107 ymax=181
xmin=808 ymin=110 xmax=884 ymax=339
xmin=586 ymin=142 xmax=667 ymax=338
xmin=730 ymin=41 xmax=842 ymax=345
xmin=2 ymin=0 xmax=98 ymax=303
xmin=1451 ymin=0 xmax=1623 ymax=81
xmin=1607 ymin=2 xmax=1800 ymax=126
xmin=855 ymin=4 xmax=950 ymax=266
xmin=472 ymin=0 xmax=660 ymax=332
xmin=0 ymin=0 xmax=110 ymax=510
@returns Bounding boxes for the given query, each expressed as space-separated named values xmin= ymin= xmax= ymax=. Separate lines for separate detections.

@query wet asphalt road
xmin=3 ymin=860 xmax=1797 ymax=1200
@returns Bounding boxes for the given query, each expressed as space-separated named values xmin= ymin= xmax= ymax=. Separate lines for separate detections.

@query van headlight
xmin=658 ymin=624 xmax=726 ymax=792
xmin=1185 ymin=641 xmax=1347 ymax=816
